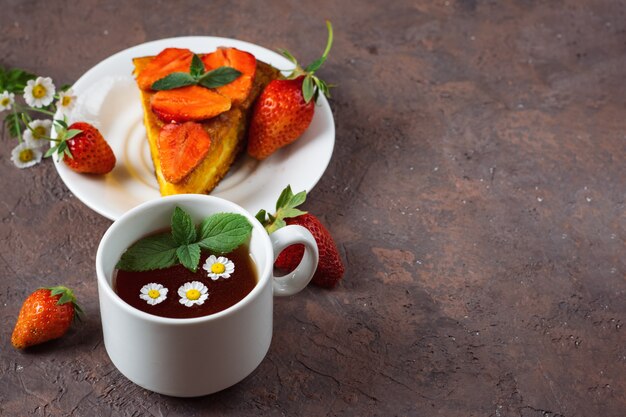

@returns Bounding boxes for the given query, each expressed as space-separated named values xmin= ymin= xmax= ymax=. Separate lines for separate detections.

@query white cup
xmin=95 ymin=195 xmax=318 ymax=397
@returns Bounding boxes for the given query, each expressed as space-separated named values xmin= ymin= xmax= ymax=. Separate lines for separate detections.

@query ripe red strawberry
xmin=52 ymin=121 xmax=116 ymax=174
xmin=276 ymin=214 xmax=344 ymax=288
xmin=11 ymin=286 xmax=83 ymax=349
xmin=247 ymin=77 xmax=314 ymax=160
xmin=247 ymin=21 xmax=334 ymax=160
xmin=256 ymin=185 xmax=345 ymax=288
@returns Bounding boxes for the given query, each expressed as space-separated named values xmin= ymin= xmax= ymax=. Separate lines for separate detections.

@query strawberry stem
xmin=281 ymin=21 xmax=334 ymax=103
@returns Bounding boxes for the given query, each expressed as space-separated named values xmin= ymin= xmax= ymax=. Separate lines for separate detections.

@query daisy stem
xmin=27 ymin=107 xmax=55 ymax=116
xmin=11 ymin=107 xmax=23 ymax=144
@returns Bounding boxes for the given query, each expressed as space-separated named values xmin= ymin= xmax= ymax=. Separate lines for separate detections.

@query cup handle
xmin=270 ymin=225 xmax=319 ymax=296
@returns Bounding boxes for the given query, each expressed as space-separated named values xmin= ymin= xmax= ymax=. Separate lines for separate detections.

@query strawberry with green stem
xmin=47 ymin=119 xmax=116 ymax=174
xmin=247 ymin=20 xmax=334 ymax=160
xmin=12 ymin=286 xmax=83 ymax=349
xmin=256 ymin=185 xmax=345 ymax=288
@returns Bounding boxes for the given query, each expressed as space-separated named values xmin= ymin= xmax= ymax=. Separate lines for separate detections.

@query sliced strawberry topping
xmin=202 ymin=47 xmax=256 ymax=105
xmin=158 ymin=122 xmax=211 ymax=183
xmin=136 ymin=48 xmax=194 ymax=90
xmin=150 ymin=85 xmax=231 ymax=123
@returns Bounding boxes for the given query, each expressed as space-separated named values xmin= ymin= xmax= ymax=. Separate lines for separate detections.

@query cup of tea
xmin=95 ymin=194 xmax=319 ymax=397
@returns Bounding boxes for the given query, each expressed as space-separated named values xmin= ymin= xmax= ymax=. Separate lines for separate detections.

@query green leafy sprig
xmin=151 ymin=54 xmax=242 ymax=91
xmin=279 ymin=20 xmax=334 ymax=103
xmin=256 ymin=185 xmax=307 ymax=234
xmin=116 ymin=207 xmax=253 ymax=272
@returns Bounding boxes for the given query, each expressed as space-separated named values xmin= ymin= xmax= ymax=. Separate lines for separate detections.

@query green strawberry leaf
xmin=65 ymin=129 xmax=82 ymax=141
xmin=198 ymin=213 xmax=252 ymax=253
xmin=116 ymin=233 xmax=179 ymax=271
xmin=171 ymin=206 xmax=196 ymax=245
xmin=198 ymin=66 xmax=242 ymax=89
xmin=190 ymin=54 xmax=205 ymax=78
xmin=255 ymin=209 xmax=267 ymax=225
xmin=176 ymin=243 xmax=201 ymax=272
xmin=263 ymin=185 xmax=307 ymax=234
xmin=305 ymin=56 xmax=326 ymax=74
xmin=302 ymin=75 xmax=315 ymax=103
xmin=275 ymin=185 xmax=295 ymax=211
xmin=279 ymin=49 xmax=299 ymax=67
xmin=151 ymin=72 xmax=197 ymax=90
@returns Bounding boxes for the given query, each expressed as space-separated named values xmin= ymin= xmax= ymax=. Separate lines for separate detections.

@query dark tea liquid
xmin=114 ymin=245 xmax=257 ymax=319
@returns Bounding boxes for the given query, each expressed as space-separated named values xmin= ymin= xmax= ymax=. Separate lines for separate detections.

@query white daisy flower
xmin=202 ymin=255 xmax=235 ymax=280
xmin=0 ymin=91 xmax=15 ymax=111
xmin=23 ymin=119 xmax=52 ymax=148
xmin=23 ymin=76 xmax=56 ymax=108
xmin=178 ymin=281 xmax=209 ymax=307
xmin=139 ymin=283 xmax=168 ymax=306
xmin=11 ymin=142 xmax=43 ymax=169
xmin=56 ymin=89 xmax=76 ymax=115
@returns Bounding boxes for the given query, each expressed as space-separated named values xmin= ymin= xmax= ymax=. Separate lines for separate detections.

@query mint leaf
xmin=176 ymin=243 xmax=201 ymax=272
xmin=151 ymin=72 xmax=196 ymax=90
xmin=190 ymin=54 xmax=205 ymax=78
xmin=116 ymin=233 xmax=179 ymax=271
xmin=198 ymin=67 xmax=242 ymax=89
xmin=198 ymin=213 xmax=252 ymax=253
xmin=172 ymin=206 xmax=196 ymax=245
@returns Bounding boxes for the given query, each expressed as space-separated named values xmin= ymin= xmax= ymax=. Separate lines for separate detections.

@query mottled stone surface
xmin=1 ymin=0 xmax=625 ymax=416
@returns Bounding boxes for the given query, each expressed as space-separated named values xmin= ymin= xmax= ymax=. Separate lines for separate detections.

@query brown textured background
xmin=1 ymin=0 xmax=625 ymax=416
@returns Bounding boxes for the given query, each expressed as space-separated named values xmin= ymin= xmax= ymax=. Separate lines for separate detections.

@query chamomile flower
xmin=23 ymin=76 xmax=55 ymax=108
xmin=23 ymin=119 xmax=52 ymax=148
xmin=139 ymin=283 xmax=168 ymax=306
xmin=0 ymin=91 xmax=15 ymax=112
xmin=11 ymin=142 xmax=43 ymax=169
xmin=178 ymin=281 xmax=209 ymax=307
xmin=203 ymin=255 xmax=235 ymax=280
xmin=56 ymin=89 xmax=76 ymax=115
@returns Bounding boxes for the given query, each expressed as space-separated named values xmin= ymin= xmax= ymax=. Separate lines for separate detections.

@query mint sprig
xmin=116 ymin=207 xmax=252 ymax=272
xmin=151 ymin=53 xmax=242 ymax=91
xmin=256 ymin=185 xmax=307 ymax=234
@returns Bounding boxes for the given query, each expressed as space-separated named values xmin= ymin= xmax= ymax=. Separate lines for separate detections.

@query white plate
xmin=53 ymin=36 xmax=335 ymax=221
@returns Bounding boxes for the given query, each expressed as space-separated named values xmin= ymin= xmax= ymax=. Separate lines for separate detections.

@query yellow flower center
xmin=32 ymin=84 xmax=47 ymax=99
xmin=33 ymin=126 xmax=47 ymax=140
xmin=211 ymin=263 xmax=226 ymax=274
xmin=186 ymin=289 xmax=201 ymax=300
xmin=148 ymin=289 xmax=160 ymax=299
xmin=19 ymin=149 xmax=34 ymax=163
xmin=61 ymin=95 xmax=72 ymax=106
xmin=1 ymin=98 xmax=9 ymax=106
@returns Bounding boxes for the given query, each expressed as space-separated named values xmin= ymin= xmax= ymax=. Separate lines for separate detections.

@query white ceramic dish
xmin=53 ymin=36 xmax=335 ymax=220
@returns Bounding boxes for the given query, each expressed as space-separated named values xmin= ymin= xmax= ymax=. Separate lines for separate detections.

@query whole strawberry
xmin=11 ymin=286 xmax=83 ymax=349
xmin=256 ymin=185 xmax=345 ymax=288
xmin=48 ymin=121 xmax=115 ymax=174
xmin=247 ymin=21 xmax=333 ymax=160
